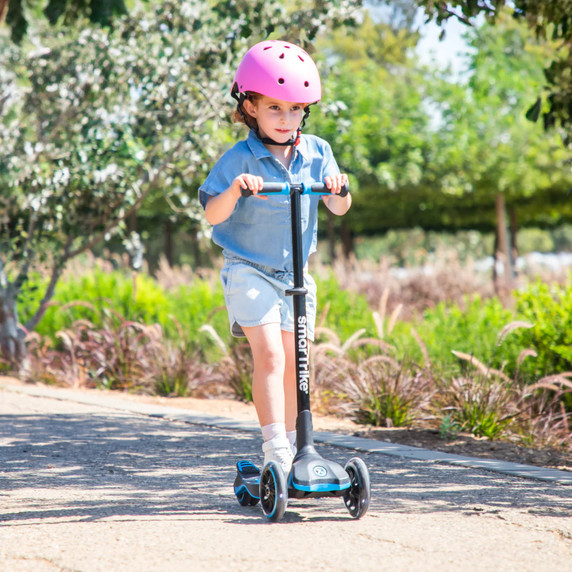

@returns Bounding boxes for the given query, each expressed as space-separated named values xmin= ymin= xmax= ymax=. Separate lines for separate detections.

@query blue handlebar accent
xmin=241 ymin=182 xmax=348 ymax=197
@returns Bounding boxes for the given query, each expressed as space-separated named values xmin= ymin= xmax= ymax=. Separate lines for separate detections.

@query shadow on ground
xmin=1 ymin=411 xmax=571 ymax=526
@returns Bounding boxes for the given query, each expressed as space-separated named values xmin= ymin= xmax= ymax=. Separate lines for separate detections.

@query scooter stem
xmin=286 ymin=185 xmax=315 ymax=450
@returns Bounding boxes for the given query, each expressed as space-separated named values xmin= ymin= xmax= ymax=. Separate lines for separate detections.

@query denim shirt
xmin=199 ymin=131 xmax=340 ymax=272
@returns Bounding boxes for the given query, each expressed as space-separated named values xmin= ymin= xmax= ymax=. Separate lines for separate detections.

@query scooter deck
xmin=234 ymin=456 xmax=351 ymax=503
xmin=234 ymin=460 xmax=261 ymax=502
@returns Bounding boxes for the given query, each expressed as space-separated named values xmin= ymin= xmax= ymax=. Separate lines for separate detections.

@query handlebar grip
xmin=262 ymin=183 xmax=289 ymax=193
xmin=307 ymin=183 xmax=349 ymax=197
xmin=241 ymin=182 xmax=289 ymax=197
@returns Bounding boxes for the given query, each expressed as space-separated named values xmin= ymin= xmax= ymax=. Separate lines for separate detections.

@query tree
xmin=312 ymin=9 xmax=572 ymax=279
xmin=426 ymin=12 xmax=571 ymax=290
xmin=312 ymin=12 xmax=425 ymax=257
xmin=413 ymin=0 xmax=572 ymax=150
xmin=2 ymin=0 xmax=129 ymax=43
xmin=0 ymin=0 xmax=362 ymax=365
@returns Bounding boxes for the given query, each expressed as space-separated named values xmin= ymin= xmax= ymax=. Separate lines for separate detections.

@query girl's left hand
xmin=324 ymin=174 xmax=349 ymax=195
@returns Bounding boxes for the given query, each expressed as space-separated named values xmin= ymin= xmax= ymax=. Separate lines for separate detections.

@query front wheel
xmin=260 ymin=461 xmax=287 ymax=522
xmin=343 ymin=457 xmax=371 ymax=519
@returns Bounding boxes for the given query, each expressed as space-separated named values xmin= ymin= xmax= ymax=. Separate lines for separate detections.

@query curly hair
xmin=233 ymin=92 xmax=261 ymax=129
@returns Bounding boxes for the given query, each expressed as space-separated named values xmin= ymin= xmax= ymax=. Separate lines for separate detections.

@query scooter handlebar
xmin=240 ymin=182 xmax=288 ymax=197
xmin=305 ymin=183 xmax=349 ymax=197
xmin=240 ymin=182 xmax=349 ymax=197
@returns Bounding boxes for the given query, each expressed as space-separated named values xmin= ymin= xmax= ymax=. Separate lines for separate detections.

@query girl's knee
xmin=252 ymin=346 xmax=285 ymax=374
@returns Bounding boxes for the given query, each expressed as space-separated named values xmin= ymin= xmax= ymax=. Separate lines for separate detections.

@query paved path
xmin=1 ymin=380 xmax=571 ymax=571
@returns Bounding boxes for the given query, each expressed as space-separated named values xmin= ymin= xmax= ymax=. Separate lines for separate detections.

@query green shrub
xmin=513 ymin=280 xmax=572 ymax=379
xmin=314 ymin=274 xmax=376 ymax=340
xmin=388 ymin=295 xmax=519 ymax=374
xmin=20 ymin=267 xmax=170 ymax=336
xmin=440 ymin=376 xmax=518 ymax=439
xmin=168 ymin=281 xmax=228 ymax=347
xmin=19 ymin=268 xmax=228 ymax=354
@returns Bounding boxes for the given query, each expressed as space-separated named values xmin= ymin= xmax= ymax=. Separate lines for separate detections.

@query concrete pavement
xmin=1 ymin=379 xmax=571 ymax=571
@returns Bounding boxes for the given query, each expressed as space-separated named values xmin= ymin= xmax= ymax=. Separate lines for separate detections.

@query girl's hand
xmin=232 ymin=174 xmax=267 ymax=199
xmin=324 ymin=173 xmax=349 ymax=195
xmin=323 ymin=173 xmax=351 ymax=216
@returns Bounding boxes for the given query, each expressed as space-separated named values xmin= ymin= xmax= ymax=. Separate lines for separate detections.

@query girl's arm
xmin=204 ymin=174 xmax=264 ymax=225
xmin=322 ymin=174 xmax=352 ymax=216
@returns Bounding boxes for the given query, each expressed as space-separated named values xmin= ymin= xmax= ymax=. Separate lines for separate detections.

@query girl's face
xmin=243 ymin=95 xmax=305 ymax=144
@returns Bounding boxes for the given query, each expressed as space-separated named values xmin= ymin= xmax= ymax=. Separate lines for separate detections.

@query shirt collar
xmin=246 ymin=129 xmax=308 ymax=162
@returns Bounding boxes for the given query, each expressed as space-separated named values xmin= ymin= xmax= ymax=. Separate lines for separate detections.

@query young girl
xmin=199 ymin=40 xmax=351 ymax=473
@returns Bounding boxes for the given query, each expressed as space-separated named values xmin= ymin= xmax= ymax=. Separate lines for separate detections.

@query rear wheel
xmin=236 ymin=490 xmax=259 ymax=507
xmin=343 ymin=457 xmax=370 ymax=519
xmin=260 ymin=461 xmax=287 ymax=522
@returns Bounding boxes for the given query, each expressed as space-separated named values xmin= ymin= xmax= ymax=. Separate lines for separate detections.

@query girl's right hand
xmin=232 ymin=174 xmax=266 ymax=199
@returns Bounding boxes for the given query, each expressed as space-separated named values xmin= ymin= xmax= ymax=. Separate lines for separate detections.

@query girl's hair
xmin=233 ymin=91 xmax=261 ymax=128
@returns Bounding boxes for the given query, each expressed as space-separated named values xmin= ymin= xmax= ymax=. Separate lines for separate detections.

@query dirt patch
xmin=352 ymin=426 xmax=572 ymax=473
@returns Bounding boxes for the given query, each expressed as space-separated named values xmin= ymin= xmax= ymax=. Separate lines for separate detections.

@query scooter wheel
xmin=343 ymin=457 xmax=371 ymax=519
xmin=237 ymin=490 xmax=259 ymax=507
xmin=259 ymin=461 xmax=287 ymax=522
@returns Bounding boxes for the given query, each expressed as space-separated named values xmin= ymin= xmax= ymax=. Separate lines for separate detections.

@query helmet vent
xmin=304 ymin=81 xmax=309 ymax=87
xmin=279 ymin=53 xmax=285 ymax=59
xmin=263 ymin=46 xmax=272 ymax=50
xmin=298 ymin=56 xmax=304 ymax=62
xmin=278 ymin=78 xmax=285 ymax=84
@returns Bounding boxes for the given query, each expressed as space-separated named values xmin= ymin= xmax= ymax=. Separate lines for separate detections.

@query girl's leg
xmin=281 ymin=330 xmax=297 ymax=433
xmin=242 ymin=322 xmax=286 ymax=427
xmin=282 ymin=330 xmax=298 ymax=454
xmin=242 ymin=322 xmax=294 ymax=471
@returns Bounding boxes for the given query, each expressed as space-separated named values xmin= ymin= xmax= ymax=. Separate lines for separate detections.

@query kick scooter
xmin=233 ymin=181 xmax=371 ymax=522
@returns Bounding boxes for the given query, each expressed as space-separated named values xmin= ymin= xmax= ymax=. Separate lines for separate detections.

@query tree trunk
xmin=0 ymin=0 xmax=8 ymax=25
xmin=0 ymin=283 xmax=25 ymax=366
xmin=165 ymin=218 xmax=174 ymax=266
xmin=341 ymin=220 xmax=354 ymax=260
xmin=509 ymin=207 xmax=519 ymax=264
xmin=492 ymin=231 xmax=499 ymax=288
xmin=494 ymin=193 xmax=514 ymax=299
xmin=326 ymin=209 xmax=336 ymax=262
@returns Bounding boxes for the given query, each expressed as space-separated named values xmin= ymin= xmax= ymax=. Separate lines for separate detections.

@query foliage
xmin=439 ymin=414 xmax=460 ymax=440
xmin=314 ymin=273 xmax=377 ymax=340
xmin=219 ymin=342 xmax=254 ymax=403
xmin=414 ymin=0 xmax=572 ymax=148
xmin=312 ymin=9 xmax=572 ymax=240
xmin=14 ymin=258 xmax=572 ymax=448
xmin=20 ymin=259 xmax=572 ymax=389
xmin=198 ymin=325 xmax=253 ymax=402
xmin=439 ymin=375 xmax=518 ymax=439
xmin=5 ymin=0 xmax=130 ymax=43
xmin=391 ymin=295 xmax=517 ymax=371
xmin=513 ymin=280 xmax=572 ymax=378
xmin=518 ymin=374 xmax=572 ymax=448
xmin=347 ymin=361 xmax=435 ymax=427
xmin=0 ymin=0 xmax=361 ymax=363
xmin=313 ymin=16 xmax=433 ymax=236
xmin=25 ymin=315 xmax=217 ymax=396
xmin=312 ymin=325 xmax=434 ymax=427
xmin=18 ymin=263 xmax=229 ymax=354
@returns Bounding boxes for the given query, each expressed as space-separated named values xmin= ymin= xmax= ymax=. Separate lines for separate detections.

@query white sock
xmin=286 ymin=430 xmax=296 ymax=448
xmin=261 ymin=422 xmax=286 ymax=443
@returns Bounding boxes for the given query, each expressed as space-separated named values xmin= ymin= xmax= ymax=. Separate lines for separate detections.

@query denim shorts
xmin=220 ymin=259 xmax=317 ymax=340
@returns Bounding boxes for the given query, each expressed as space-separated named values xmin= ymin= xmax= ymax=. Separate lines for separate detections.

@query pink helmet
xmin=232 ymin=40 xmax=321 ymax=104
